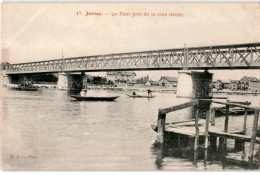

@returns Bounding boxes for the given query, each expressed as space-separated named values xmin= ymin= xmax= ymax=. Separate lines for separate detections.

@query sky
xmin=1 ymin=3 xmax=260 ymax=80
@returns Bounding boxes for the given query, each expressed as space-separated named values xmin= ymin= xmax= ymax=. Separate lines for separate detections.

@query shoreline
xmin=3 ymin=83 xmax=260 ymax=95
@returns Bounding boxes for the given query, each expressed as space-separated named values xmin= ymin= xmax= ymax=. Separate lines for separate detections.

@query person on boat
xmin=147 ymin=89 xmax=152 ymax=96
xmin=80 ymin=89 xmax=87 ymax=96
xmin=132 ymin=91 xmax=136 ymax=96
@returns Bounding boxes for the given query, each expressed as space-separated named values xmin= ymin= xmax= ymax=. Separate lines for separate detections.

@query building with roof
xmin=145 ymin=80 xmax=160 ymax=86
xmin=106 ymin=71 xmax=136 ymax=84
xmin=248 ymin=80 xmax=260 ymax=92
xmin=159 ymin=76 xmax=178 ymax=87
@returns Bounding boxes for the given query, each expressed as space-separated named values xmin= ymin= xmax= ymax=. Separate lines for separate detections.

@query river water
xmin=1 ymin=87 xmax=260 ymax=170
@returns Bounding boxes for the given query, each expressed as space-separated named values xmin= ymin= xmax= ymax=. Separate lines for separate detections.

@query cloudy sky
xmin=1 ymin=3 xmax=260 ymax=80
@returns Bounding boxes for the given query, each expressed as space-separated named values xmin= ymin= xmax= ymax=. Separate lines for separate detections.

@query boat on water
xmin=71 ymin=95 xmax=119 ymax=101
xmin=215 ymin=100 xmax=254 ymax=116
xmin=215 ymin=106 xmax=255 ymax=116
xmin=10 ymin=81 xmax=38 ymax=91
xmin=126 ymin=94 xmax=155 ymax=98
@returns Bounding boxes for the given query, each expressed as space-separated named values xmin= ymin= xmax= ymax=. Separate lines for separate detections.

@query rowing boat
xmin=71 ymin=95 xmax=119 ymax=101
xmin=126 ymin=94 xmax=155 ymax=98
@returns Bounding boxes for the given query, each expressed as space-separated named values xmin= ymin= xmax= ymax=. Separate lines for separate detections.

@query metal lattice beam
xmin=6 ymin=42 xmax=260 ymax=74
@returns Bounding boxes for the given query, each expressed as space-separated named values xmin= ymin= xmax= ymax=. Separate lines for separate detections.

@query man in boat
xmin=147 ymin=89 xmax=152 ymax=96
xmin=80 ymin=89 xmax=87 ymax=96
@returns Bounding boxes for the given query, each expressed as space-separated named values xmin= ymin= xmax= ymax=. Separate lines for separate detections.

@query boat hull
xmin=126 ymin=94 xmax=155 ymax=98
xmin=71 ymin=95 xmax=119 ymax=101
xmin=10 ymin=87 xmax=38 ymax=91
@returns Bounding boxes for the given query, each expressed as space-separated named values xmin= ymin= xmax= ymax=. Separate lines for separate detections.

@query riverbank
xmin=213 ymin=89 xmax=260 ymax=95
xmin=86 ymin=85 xmax=177 ymax=93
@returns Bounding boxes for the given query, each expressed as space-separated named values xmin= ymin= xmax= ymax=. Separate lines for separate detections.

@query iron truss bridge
xmin=6 ymin=42 xmax=260 ymax=74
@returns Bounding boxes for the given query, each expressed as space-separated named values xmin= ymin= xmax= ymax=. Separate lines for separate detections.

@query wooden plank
xmin=209 ymin=128 xmax=260 ymax=144
xmin=159 ymin=100 xmax=198 ymax=114
xmin=165 ymin=127 xmax=205 ymax=137
xmin=229 ymin=101 xmax=251 ymax=105
xmin=199 ymin=99 xmax=260 ymax=111
xmin=151 ymin=119 xmax=204 ymax=132
xmin=167 ymin=119 xmax=196 ymax=125
xmin=157 ymin=110 xmax=166 ymax=144
xmin=248 ymin=110 xmax=260 ymax=161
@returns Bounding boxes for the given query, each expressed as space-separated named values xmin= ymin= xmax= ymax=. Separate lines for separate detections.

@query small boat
xmin=10 ymin=81 xmax=38 ymax=91
xmin=71 ymin=95 xmax=119 ymax=101
xmin=11 ymin=86 xmax=38 ymax=91
xmin=215 ymin=107 xmax=255 ymax=116
xmin=126 ymin=94 xmax=155 ymax=98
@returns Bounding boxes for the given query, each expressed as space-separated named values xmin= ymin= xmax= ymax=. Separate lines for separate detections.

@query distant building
xmin=230 ymin=80 xmax=240 ymax=91
xmin=159 ymin=76 xmax=177 ymax=87
xmin=221 ymin=80 xmax=231 ymax=89
xmin=145 ymin=80 xmax=160 ymax=86
xmin=213 ymin=80 xmax=222 ymax=90
xmin=240 ymin=76 xmax=258 ymax=83
xmin=107 ymin=71 xmax=136 ymax=84
xmin=249 ymin=80 xmax=260 ymax=92
xmin=240 ymin=76 xmax=259 ymax=91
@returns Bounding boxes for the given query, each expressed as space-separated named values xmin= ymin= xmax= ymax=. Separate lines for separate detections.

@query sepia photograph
xmin=1 ymin=2 xmax=260 ymax=171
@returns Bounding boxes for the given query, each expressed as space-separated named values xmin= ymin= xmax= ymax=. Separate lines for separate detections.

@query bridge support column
xmin=57 ymin=73 xmax=69 ymax=90
xmin=176 ymin=70 xmax=213 ymax=98
xmin=1 ymin=70 xmax=11 ymax=86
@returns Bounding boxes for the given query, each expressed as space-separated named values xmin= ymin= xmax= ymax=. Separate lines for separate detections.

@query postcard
xmin=1 ymin=3 xmax=260 ymax=170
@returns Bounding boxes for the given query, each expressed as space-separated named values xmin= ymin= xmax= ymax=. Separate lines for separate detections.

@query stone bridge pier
xmin=176 ymin=70 xmax=213 ymax=118
xmin=57 ymin=72 xmax=87 ymax=91
xmin=177 ymin=70 xmax=213 ymax=98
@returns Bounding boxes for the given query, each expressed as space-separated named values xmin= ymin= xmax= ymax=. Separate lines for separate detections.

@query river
xmin=1 ymin=87 xmax=259 ymax=170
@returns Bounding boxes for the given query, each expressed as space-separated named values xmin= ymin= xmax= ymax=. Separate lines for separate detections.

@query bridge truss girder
xmin=6 ymin=43 xmax=260 ymax=74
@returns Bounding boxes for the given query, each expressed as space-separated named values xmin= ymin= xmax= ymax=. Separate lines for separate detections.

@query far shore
xmin=3 ymin=83 xmax=260 ymax=95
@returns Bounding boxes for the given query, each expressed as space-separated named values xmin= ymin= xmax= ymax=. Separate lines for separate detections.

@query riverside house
xmin=107 ymin=71 xmax=136 ymax=85
xmin=158 ymin=76 xmax=178 ymax=88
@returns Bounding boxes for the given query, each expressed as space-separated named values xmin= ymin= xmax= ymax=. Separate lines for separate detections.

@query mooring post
xmin=224 ymin=102 xmax=230 ymax=133
xmin=204 ymin=110 xmax=210 ymax=149
xmin=234 ymin=108 xmax=248 ymax=150
xmin=204 ymin=110 xmax=210 ymax=162
xmin=248 ymin=110 xmax=259 ymax=165
xmin=243 ymin=108 xmax=248 ymax=133
xmin=194 ymin=106 xmax=200 ymax=151
xmin=157 ymin=109 xmax=166 ymax=144
xmin=223 ymin=101 xmax=230 ymax=148
xmin=193 ymin=105 xmax=200 ymax=166
xmin=210 ymin=107 xmax=216 ymax=126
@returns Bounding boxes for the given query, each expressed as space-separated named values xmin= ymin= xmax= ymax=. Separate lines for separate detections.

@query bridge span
xmin=5 ymin=42 xmax=260 ymax=75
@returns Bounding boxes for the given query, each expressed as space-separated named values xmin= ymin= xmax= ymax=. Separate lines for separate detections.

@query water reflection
xmin=151 ymin=137 xmax=259 ymax=170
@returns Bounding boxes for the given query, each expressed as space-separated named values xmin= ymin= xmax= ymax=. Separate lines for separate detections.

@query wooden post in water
xmin=223 ymin=102 xmax=230 ymax=149
xmin=224 ymin=103 xmax=229 ymax=133
xmin=248 ymin=110 xmax=259 ymax=165
xmin=194 ymin=106 xmax=200 ymax=151
xmin=157 ymin=109 xmax=166 ymax=144
xmin=194 ymin=105 xmax=200 ymax=166
xmin=210 ymin=107 xmax=216 ymax=126
xmin=235 ymin=108 xmax=248 ymax=150
xmin=204 ymin=110 xmax=210 ymax=162
xmin=204 ymin=110 xmax=210 ymax=149
xmin=243 ymin=108 xmax=248 ymax=133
